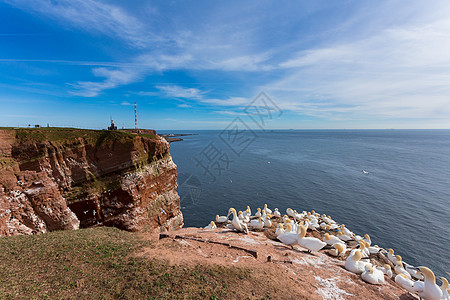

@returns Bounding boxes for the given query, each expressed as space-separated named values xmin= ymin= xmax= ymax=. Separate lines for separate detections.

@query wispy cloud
xmin=177 ymin=103 xmax=192 ymax=108
xmin=212 ymin=110 xmax=248 ymax=116
xmin=69 ymin=67 xmax=142 ymax=97
xmin=2 ymin=0 xmax=159 ymax=48
xmin=3 ymin=0 xmax=450 ymax=127
xmin=0 ymin=59 xmax=139 ymax=67
xmin=3 ymin=0 xmax=276 ymax=96
xmin=267 ymin=8 xmax=450 ymax=122
xmin=157 ymin=85 xmax=205 ymax=100
xmin=155 ymin=85 xmax=250 ymax=108
xmin=0 ymin=33 xmax=49 ymax=36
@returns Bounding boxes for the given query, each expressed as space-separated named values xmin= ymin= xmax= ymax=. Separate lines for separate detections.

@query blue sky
xmin=1 ymin=0 xmax=450 ymax=130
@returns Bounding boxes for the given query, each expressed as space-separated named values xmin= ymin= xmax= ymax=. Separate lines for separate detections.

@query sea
xmin=160 ymin=129 xmax=450 ymax=278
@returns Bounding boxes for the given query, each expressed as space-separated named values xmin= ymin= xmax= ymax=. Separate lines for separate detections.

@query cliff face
xmin=0 ymin=128 xmax=183 ymax=237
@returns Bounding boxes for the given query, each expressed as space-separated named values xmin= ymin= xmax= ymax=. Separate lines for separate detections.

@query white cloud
xmin=3 ymin=0 xmax=158 ymax=48
xmin=212 ymin=110 xmax=248 ymax=116
xmin=3 ymin=0 xmax=276 ymax=96
xmin=70 ymin=67 xmax=141 ymax=97
xmin=200 ymin=97 xmax=249 ymax=107
xmin=177 ymin=103 xmax=192 ymax=108
xmin=268 ymin=12 xmax=450 ymax=123
xmin=157 ymin=85 xmax=205 ymax=100
xmin=155 ymin=85 xmax=251 ymax=108
xmin=4 ymin=0 xmax=450 ymax=127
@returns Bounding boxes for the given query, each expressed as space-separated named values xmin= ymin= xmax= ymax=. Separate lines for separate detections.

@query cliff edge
xmin=0 ymin=128 xmax=183 ymax=236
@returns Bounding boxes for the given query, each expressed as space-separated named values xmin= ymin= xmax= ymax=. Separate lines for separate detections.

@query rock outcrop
xmin=0 ymin=128 xmax=183 ymax=237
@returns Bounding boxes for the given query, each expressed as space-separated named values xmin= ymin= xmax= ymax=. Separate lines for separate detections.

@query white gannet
xmin=337 ymin=231 xmax=353 ymax=242
xmin=263 ymin=204 xmax=272 ymax=215
xmin=261 ymin=211 xmax=267 ymax=221
xmin=323 ymin=233 xmax=342 ymax=246
xmin=328 ymin=242 xmax=347 ymax=257
xmin=215 ymin=214 xmax=228 ymax=223
xmin=255 ymin=208 xmax=262 ymax=218
xmin=439 ymin=277 xmax=449 ymax=300
xmin=368 ymin=244 xmax=382 ymax=255
xmin=227 ymin=208 xmax=249 ymax=234
xmin=286 ymin=208 xmax=295 ymax=218
xmin=376 ymin=264 xmax=393 ymax=278
xmin=394 ymin=256 xmax=412 ymax=279
xmin=284 ymin=219 xmax=298 ymax=233
xmin=243 ymin=213 xmax=250 ymax=223
xmin=319 ymin=222 xmax=328 ymax=230
xmin=239 ymin=211 xmax=250 ymax=223
xmin=273 ymin=208 xmax=281 ymax=217
xmin=395 ymin=274 xmax=416 ymax=293
xmin=361 ymin=264 xmax=385 ymax=285
xmin=275 ymin=223 xmax=285 ymax=236
xmin=414 ymin=266 xmax=443 ymax=300
xmin=243 ymin=206 xmax=252 ymax=218
xmin=329 ymin=223 xmax=339 ymax=230
xmin=204 ymin=221 xmax=217 ymax=229
xmin=363 ymin=234 xmax=371 ymax=246
xmin=309 ymin=213 xmax=319 ymax=220
xmin=386 ymin=248 xmax=397 ymax=264
xmin=327 ymin=215 xmax=337 ymax=225
xmin=341 ymin=224 xmax=355 ymax=240
xmin=297 ymin=225 xmax=327 ymax=253
xmin=321 ymin=214 xmax=329 ymax=222
xmin=359 ymin=241 xmax=370 ymax=258
xmin=302 ymin=220 xmax=310 ymax=231
xmin=291 ymin=221 xmax=299 ymax=233
xmin=345 ymin=250 xmax=372 ymax=274
xmin=263 ymin=215 xmax=272 ymax=228
xmin=277 ymin=224 xmax=298 ymax=247
xmin=283 ymin=219 xmax=293 ymax=230
xmin=293 ymin=210 xmax=303 ymax=221
xmin=307 ymin=217 xmax=320 ymax=231
xmin=249 ymin=217 xmax=264 ymax=230
xmin=404 ymin=262 xmax=424 ymax=280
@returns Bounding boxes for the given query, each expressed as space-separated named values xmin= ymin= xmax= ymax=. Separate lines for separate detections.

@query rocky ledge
xmin=142 ymin=227 xmax=415 ymax=300
xmin=0 ymin=128 xmax=183 ymax=236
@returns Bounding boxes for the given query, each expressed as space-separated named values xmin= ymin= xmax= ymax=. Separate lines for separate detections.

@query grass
xmin=13 ymin=128 xmax=127 ymax=145
xmin=2 ymin=127 xmax=157 ymax=146
xmin=0 ymin=227 xmax=252 ymax=299
xmin=7 ymin=127 xmax=160 ymax=167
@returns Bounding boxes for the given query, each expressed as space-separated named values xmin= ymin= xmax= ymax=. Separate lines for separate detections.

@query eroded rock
xmin=0 ymin=128 xmax=183 ymax=236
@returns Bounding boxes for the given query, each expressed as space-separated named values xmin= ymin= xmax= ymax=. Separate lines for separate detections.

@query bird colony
xmin=204 ymin=205 xmax=449 ymax=300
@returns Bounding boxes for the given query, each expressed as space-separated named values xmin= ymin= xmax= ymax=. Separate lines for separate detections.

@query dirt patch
xmin=137 ymin=227 xmax=413 ymax=299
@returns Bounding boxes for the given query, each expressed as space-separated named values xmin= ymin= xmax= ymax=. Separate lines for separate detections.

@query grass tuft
xmin=0 ymin=227 xmax=253 ymax=299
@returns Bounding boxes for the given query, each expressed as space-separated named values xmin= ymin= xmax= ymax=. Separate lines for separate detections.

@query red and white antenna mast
xmin=134 ymin=101 xmax=138 ymax=130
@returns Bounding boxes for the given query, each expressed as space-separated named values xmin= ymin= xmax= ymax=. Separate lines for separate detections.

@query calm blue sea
xmin=161 ymin=130 xmax=450 ymax=277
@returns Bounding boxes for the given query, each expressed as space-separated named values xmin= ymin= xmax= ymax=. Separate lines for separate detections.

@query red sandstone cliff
xmin=0 ymin=128 xmax=183 ymax=237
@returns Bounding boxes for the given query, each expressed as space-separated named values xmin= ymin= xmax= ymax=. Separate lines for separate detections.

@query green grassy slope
xmin=0 ymin=227 xmax=250 ymax=300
